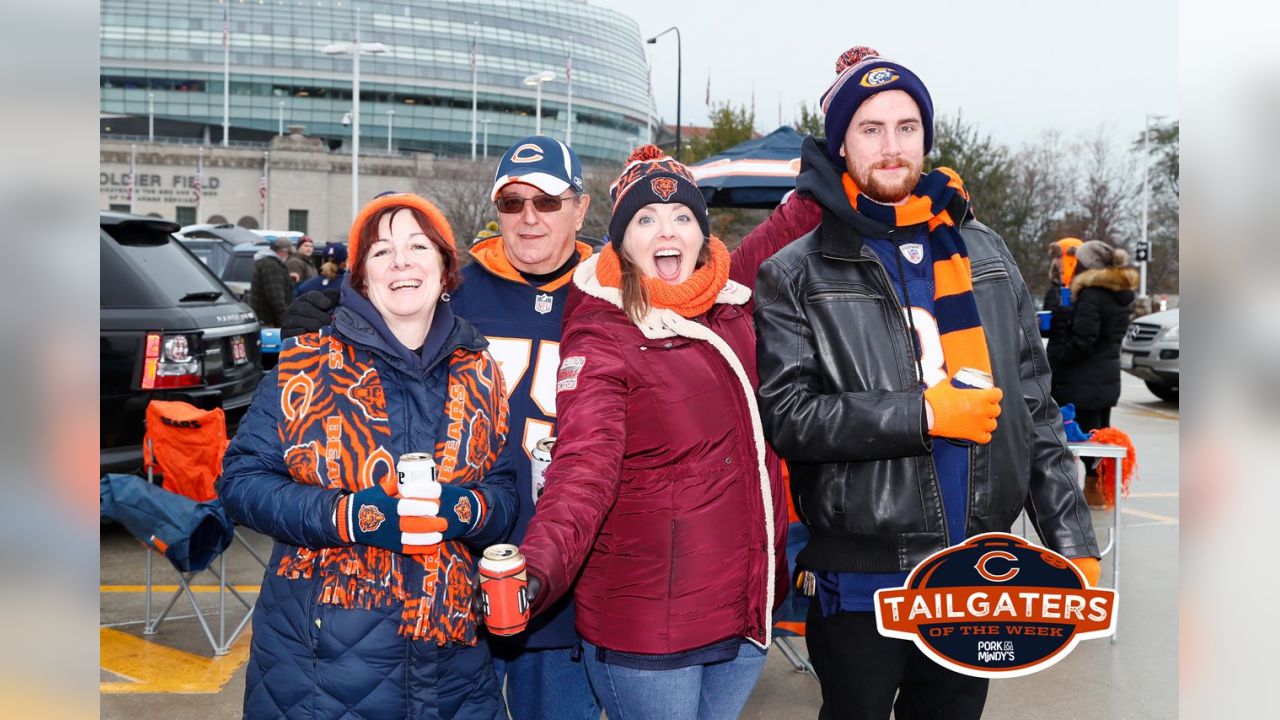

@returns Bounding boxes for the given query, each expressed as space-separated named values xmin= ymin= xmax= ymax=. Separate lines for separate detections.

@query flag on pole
xmin=705 ymin=73 xmax=711 ymax=107
xmin=193 ymin=151 xmax=202 ymax=206
xmin=127 ymin=145 xmax=136 ymax=210
xmin=565 ymin=45 xmax=574 ymax=146
xmin=259 ymin=172 xmax=267 ymax=220
xmin=470 ymin=38 xmax=477 ymax=73
xmin=222 ymin=7 xmax=229 ymax=49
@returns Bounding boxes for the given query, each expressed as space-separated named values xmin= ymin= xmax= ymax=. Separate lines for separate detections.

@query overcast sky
xmin=590 ymin=0 xmax=1178 ymax=149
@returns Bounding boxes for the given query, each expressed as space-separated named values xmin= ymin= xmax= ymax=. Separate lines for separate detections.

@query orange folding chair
xmin=142 ymin=400 xmax=266 ymax=655
xmin=773 ymin=460 xmax=817 ymax=678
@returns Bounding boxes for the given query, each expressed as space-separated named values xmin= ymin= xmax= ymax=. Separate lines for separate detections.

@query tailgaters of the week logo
xmin=874 ymin=533 xmax=1116 ymax=678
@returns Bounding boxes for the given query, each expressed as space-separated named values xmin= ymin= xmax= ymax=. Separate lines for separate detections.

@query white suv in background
xmin=1121 ymin=308 xmax=1179 ymax=402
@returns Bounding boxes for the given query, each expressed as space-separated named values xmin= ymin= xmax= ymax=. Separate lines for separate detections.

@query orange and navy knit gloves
xmin=335 ymin=483 xmax=487 ymax=554
xmin=924 ymin=382 xmax=1003 ymax=444
xmin=1069 ymin=556 xmax=1101 ymax=587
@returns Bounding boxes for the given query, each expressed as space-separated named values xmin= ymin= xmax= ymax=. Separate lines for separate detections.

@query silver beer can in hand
xmin=397 ymin=452 xmax=437 ymax=500
xmin=530 ymin=437 xmax=555 ymax=504
xmin=952 ymin=367 xmax=993 ymax=390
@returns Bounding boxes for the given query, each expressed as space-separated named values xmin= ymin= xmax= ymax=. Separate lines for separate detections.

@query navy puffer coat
xmin=219 ymin=290 xmax=517 ymax=720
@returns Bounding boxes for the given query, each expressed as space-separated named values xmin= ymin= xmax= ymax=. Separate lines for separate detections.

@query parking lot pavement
xmin=101 ymin=373 xmax=1177 ymax=718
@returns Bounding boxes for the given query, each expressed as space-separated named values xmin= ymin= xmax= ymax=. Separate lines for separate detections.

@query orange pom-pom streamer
xmin=1088 ymin=427 xmax=1137 ymax=506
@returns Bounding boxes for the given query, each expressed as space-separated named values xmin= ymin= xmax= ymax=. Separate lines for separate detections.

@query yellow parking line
xmin=1121 ymin=507 xmax=1179 ymax=524
xmin=101 ymin=584 xmax=260 ymax=593
xmin=100 ymin=627 xmax=250 ymax=694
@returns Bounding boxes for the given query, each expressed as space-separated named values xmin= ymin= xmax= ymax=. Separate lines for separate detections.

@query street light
xmin=482 ymin=119 xmax=491 ymax=159
xmin=1138 ymin=113 xmax=1165 ymax=300
xmin=148 ymin=92 xmax=155 ymax=142
xmin=646 ymin=26 xmax=682 ymax=161
xmin=386 ymin=109 xmax=395 ymax=154
xmin=522 ymin=70 xmax=555 ymax=136
xmin=278 ymin=101 xmax=285 ymax=136
xmin=322 ymin=13 xmax=389 ymax=223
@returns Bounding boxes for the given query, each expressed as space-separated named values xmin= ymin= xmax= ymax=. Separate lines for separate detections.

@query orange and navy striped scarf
xmin=842 ymin=168 xmax=993 ymax=381
xmin=274 ymin=328 xmax=508 ymax=645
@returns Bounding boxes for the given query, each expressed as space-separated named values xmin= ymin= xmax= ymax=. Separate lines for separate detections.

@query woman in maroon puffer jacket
xmin=515 ymin=147 xmax=802 ymax=720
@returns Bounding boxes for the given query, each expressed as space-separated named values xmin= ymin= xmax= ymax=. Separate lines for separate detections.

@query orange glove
xmin=924 ymin=383 xmax=1003 ymax=444
xmin=1069 ymin=556 xmax=1101 ymax=587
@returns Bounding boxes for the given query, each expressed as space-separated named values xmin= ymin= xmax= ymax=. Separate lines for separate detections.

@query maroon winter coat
xmin=519 ymin=199 xmax=817 ymax=655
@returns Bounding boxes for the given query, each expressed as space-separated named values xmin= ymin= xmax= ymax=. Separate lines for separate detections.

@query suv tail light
xmin=141 ymin=332 xmax=202 ymax=389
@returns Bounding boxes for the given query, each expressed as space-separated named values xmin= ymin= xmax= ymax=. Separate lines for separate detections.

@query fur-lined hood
xmin=1070 ymin=265 xmax=1139 ymax=299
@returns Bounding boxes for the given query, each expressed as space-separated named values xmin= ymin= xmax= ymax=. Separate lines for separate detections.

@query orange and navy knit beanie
xmin=607 ymin=145 xmax=710 ymax=249
xmin=348 ymin=191 xmax=455 ymax=261
xmin=820 ymin=46 xmax=935 ymax=161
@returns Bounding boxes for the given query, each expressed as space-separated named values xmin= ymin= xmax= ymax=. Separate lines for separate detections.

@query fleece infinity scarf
xmin=594 ymin=236 xmax=731 ymax=319
xmin=841 ymin=168 xmax=993 ymax=381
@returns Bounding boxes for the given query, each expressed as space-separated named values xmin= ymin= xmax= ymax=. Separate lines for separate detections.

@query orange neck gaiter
xmin=595 ymin=236 xmax=730 ymax=319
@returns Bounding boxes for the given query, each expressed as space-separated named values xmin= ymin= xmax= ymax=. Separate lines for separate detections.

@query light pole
xmin=482 ymin=119 xmax=491 ymax=159
xmin=148 ymin=92 xmax=155 ymax=142
xmin=278 ymin=101 xmax=285 ymax=136
xmin=386 ymin=109 xmax=395 ymax=154
xmin=522 ymin=70 xmax=555 ymax=136
xmin=1139 ymin=113 xmax=1164 ymax=300
xmin=322 ymin=16 xmax=388 ymax=223
xmin=647 ymin=26 xmax=682 ymax=160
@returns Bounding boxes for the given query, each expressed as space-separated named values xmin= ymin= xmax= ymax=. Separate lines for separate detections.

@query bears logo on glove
xmin=454 ymin=496 xmax=473 ymax=524
xmin=358 ymin=504 xmax=386 ymax=533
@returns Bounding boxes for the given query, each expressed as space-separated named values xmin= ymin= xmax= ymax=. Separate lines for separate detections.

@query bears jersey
xmin=455 ymin=237 xmax=594 ymax=532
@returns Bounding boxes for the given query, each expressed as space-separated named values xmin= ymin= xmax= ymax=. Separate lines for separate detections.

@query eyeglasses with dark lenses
xmin=495 ymin=193 xmax=574 ymax=214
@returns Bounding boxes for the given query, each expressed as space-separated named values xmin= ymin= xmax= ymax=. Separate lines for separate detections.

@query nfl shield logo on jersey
xmin=900 ymin=243 xmax=925 ymax=264
xmin=534 ymin=293 xmax=554 ymax=315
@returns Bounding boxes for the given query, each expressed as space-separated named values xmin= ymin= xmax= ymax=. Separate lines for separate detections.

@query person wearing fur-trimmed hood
xmin=513 ymin=145 xmax=800 ymax=719
xmin=1046 ymin=240 xmax=1140 ymax=432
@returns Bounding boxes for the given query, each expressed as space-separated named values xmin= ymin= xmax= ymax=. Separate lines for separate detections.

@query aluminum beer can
xmin=397 ymin=452 xmax=437 ymax=500
xmin=952 ymin=367 xmax=994 ymax=390
xmin=530 ymin=437 xmax=555 ymax=504
xmin=478 ymin=544 xmax=529 ymax=636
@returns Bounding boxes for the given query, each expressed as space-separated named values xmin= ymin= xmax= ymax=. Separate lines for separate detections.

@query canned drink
xmin=397 ymin=452 xmax=438 ymax=501
xmin=478 ymin=544 xmax=529 ymax=636
xmin=530 ymin=437 xmax=555 ymax=504
xmin=952 ymin=367 xmax=994 ymax=390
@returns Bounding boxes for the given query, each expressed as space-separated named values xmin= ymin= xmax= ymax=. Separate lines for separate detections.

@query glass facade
xmin=100 ymin=0 xmax=657 ymax=162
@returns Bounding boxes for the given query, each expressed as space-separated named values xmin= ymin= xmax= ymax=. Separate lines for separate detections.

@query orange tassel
xmin=1088 ymin=427 xmax=1137 ymax=506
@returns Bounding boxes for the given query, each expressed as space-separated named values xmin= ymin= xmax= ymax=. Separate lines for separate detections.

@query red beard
xmin=852 ymin=158 xmax=923 ymax=204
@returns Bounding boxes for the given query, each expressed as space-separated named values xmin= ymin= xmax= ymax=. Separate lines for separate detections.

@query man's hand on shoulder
xmin=281 ymin=288 xmax=340 ymax=339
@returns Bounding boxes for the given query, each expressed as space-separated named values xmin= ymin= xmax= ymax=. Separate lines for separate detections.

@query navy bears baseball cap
xmin=490 ymin=135 xmax=585 ymax=200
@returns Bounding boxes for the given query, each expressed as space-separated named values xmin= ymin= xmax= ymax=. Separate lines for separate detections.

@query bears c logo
xmin=510 ymin=143 xmax=544 ymax=163
xmin=874 ymin=533 xmax=1116 ymax=678
xmin=651 ymin=176 xmax=678 ymax=201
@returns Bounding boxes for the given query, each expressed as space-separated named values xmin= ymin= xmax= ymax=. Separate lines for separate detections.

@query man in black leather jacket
xmin=751 ymin=46 xmax=1100 ymax=719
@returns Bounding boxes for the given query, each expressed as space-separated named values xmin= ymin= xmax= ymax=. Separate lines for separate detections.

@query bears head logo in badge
xmin=860 ymin=67 xmax=900 ymax=87
xmin=650 ymin=176 xmax=679 ymax=201
xmin=874 ymin=533 xmax=1116 ymax=678
xmin=454 ymin=496 xmax=473 ymax=524
xmin=358 ymin=504 xmax=386 ymax=533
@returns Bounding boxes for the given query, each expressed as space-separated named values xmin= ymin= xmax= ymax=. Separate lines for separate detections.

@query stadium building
xmin=100 ymin=0 xmax=657 ymax=163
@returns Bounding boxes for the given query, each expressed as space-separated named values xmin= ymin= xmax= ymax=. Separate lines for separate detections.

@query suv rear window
xmin=101 ymin=222 xmax=229 ymax=308
xmin=223 ymin=252 xmax=257 ymax=283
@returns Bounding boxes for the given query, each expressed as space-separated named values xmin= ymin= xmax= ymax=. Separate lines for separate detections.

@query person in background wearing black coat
xmin=1046 ymin=240 xmax=1140 ymax=432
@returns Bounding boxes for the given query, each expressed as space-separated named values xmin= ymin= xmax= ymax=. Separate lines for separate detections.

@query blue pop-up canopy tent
xmin=689 ymin=126 xmax=805 ymax=208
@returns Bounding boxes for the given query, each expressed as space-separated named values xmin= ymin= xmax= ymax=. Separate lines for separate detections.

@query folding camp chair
xmin=772 ymin=461 xmax=817 ymax=678
xmin=141 ymin=400 xmax=267 ymax=655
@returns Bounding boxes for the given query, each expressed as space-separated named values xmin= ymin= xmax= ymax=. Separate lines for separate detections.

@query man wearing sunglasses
xmin=279 ymin=135 xmax=599 ymax=720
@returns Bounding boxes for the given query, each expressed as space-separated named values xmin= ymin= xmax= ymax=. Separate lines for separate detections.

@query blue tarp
xmin=689 ymin=126 xmax=805 ymax=208
xmin=101 ymin=473 xmax=235 ymax=573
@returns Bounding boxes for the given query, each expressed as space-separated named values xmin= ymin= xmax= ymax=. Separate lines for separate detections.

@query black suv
xmin=100 ymin=212 xmax=264 ymax=474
